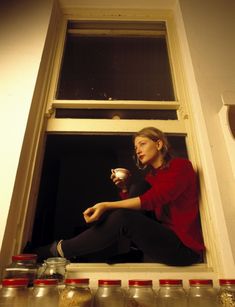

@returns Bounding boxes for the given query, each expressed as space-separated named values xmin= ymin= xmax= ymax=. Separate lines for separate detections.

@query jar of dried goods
xmin=126 ymin=279 xmax=156 ymax=307
xmin=94 ymin=279 xmax=125 ymax=307
xmin=38 ymin=257 xmax=68 ymax=284
xmin=188 ymin=279 xmax=219 ymax=307
xmin=58 ymin=278 xmax=93 ymax=307
xmin=29 ymin=279 xmax=59 ymax=307
xmin=219 ymin=279 xmax=235 ymax=307
xmin=3 ymin=254 xmax=38 ymax=286
xmin=0 ymin=278 xmax=29 ymax=307
xmin=157 ymin=279 xmax=187 ymax=307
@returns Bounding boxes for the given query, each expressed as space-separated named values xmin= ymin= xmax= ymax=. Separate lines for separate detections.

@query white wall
xmin=178 ymin=0 xmax=235 ymax=259
xmin=0 ymin=0 xmax=54 ymax=250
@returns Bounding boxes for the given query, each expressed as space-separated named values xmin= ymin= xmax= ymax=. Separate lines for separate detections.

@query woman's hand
xmin=83 ymin=202 xmax=108 ymax=223
xmin=110 ymin=169 xmax=129 ymax=192
xmin=83 ymin=197 xmax=141 ymax=223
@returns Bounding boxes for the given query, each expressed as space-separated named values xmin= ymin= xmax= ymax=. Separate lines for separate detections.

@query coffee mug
xmin=113 ymin=168 xmax=130 ymax=180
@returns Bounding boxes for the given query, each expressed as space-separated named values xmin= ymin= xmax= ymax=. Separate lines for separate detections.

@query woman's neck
xmin=152 ymin=156 xmax=165 ymax=169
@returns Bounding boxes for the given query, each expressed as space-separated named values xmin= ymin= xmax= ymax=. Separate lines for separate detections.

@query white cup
xmin=113 ymin=168 xmax=130 ymax=180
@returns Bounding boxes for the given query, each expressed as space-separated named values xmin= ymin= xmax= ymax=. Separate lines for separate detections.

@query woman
xmin=30 ymin=127 xmax=205 ymax=265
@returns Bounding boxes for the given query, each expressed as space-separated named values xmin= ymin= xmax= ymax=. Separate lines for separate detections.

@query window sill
xmin=67 ymin=262 xmax=212 ymax=273
xmin=66 ymin=263 xmax=217 ymax=288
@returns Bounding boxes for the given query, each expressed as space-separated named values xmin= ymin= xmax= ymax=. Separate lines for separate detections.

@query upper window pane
xmin=56 ymin=22 xmax=175 ymax=101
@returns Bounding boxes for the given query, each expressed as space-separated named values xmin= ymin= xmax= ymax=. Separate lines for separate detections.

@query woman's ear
xmin=156 ymin=139 xmax=164 ymax=151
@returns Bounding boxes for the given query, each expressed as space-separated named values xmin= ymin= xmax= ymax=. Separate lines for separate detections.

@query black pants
xmin=61 ymin=209 xmax=201 ymax=266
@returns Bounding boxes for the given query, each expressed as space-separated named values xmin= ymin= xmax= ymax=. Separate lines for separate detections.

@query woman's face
xmin=134 ymin=136 xmax=163 ymax=168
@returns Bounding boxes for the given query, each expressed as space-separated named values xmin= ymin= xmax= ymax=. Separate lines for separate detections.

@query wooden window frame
xmin=11 ymin=6 xmax=221 ymax=282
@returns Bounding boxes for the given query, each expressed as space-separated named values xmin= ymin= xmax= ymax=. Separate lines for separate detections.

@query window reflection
xmin=56 ymin=28 xmax=174 ymax=101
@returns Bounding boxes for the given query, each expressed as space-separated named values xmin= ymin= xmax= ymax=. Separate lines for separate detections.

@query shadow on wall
xmin=228 ymin=105 xmax=235 ymax=138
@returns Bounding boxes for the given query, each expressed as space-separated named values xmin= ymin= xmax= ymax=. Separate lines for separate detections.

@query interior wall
xmin=0 ymin=0 xmax=54 ymax=249
xmin=178 ymin=0 xmax=235 ymax=259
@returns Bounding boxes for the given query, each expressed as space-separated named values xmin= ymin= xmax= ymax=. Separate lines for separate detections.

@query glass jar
xmin=218 ymin=279 xmax=235 ymax=307
xmin=3 ymin=254 xmax=38 ymax=287
xmin=58 ymin=278 xmax=93 ymax=307
xmin=38 ymin=257 xmax=68 ymax=284
xmin=94 ymin=279 xmax=125 ymax=307
xmin=126 ymin=279 xmax=156 ymax=307
xmin=157 ymin=279 xmax=187 ymax=307
xmin=29 ymin=279 xmax=59 ymax=307
xmin=188 ymin=279 xmax=219 ymax=307
xmin=0 ymin=278 xmax=29 ymax=307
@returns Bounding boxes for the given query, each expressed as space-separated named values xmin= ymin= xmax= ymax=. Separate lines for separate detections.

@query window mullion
xmin=51 ymin=99 xmax=180 ymax=110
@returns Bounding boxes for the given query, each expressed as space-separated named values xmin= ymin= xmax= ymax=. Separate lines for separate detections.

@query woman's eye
xmin=135 ymin=141 xmax=146 ymax=152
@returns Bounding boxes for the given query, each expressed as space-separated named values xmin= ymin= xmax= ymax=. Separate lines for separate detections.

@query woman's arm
xmin=83 ymin=197 xmax=141 ymax=223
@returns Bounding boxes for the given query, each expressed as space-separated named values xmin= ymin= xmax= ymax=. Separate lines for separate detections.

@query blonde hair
xmin=133 ymin=127 xmax=172 ymax=168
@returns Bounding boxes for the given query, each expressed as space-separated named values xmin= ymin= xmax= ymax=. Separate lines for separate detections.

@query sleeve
xmin=119 ymin=180 xmax=151 ymax=199
xmin=140 ymin=159 xmax=195 ymax=213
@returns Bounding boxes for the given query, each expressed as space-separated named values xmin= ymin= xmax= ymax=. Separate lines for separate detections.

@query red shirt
xmin=130 ymin=158 xmax=204 ymax=253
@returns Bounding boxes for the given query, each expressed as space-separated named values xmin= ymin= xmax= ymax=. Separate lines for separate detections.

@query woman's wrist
xmin=101 ymin=202 xmax=112 ymax=211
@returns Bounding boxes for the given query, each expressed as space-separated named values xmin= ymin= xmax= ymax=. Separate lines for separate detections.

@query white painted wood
xmin=51 ymin=100 xmax=180 ymax=110
xmin=46 ymin=118 xmax=186 ymax=134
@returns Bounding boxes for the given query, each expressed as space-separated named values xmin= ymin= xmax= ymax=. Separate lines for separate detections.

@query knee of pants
xmin=107 ymin=208 xmax=139 ymax=225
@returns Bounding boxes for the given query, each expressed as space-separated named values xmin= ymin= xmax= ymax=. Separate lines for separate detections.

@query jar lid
xmin=189 ymin=279 xmax=213 ymax=285
xmin=219 ymin=279 xmax=235 ymax=285
xmin=159 ymin=279 xmax=183 ymax=285
xmin=65 ymin=278 xmax=89 ymax=285
xmin=44 ymin=257 xmax=67 ymax=264
xmin=98 ymin=280 xmax=121 ymax=286
xmin=34 ymin=279 xmax=58 ymax=286
xmin=2 ymin=278 xmax=29 ymax=287
xmin=129 ymin=280 xmax=152 ymax=286
xmin=12 ymin=254 xmax=37 ymax=261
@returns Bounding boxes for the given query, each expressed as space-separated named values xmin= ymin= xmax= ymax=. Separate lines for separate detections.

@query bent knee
xmin=107 ymin=208 xmax=140 ymax=224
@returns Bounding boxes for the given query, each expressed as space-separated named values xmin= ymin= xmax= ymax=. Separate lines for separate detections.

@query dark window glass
xmin=56 ymin=33 xmax=175 ymax=101
xmin=31 ymin=132 xmax=206 ymax=264
xmin=32 ymin=134 xmax=187 ymax=247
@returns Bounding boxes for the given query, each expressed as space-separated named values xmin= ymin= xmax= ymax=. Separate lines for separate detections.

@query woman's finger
xmin=83 ymin=207 xmax=93 ymax=216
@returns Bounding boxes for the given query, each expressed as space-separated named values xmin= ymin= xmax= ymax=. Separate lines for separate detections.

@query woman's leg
xmin=61 ymin=209 xmax=201 ymax=265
